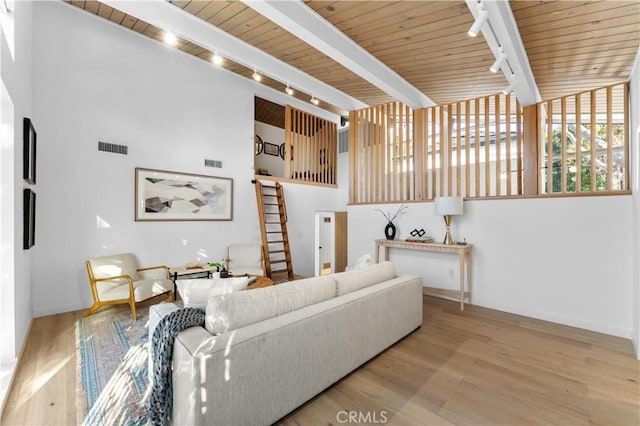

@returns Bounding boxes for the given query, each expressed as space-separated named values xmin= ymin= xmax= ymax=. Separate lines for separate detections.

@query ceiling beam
xmin=466 ymin=0 xmax=541 ymax=106
xmin=242 ymin=0 xmax=436 ymax=110
xmin=100 ymin=0 xmax=368 ymax=112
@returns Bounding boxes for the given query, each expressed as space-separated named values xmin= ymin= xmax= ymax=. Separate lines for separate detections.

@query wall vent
xmin=98 ymin=141 xmax=128 ymax=155
xmin=204 ymin=159 xmax=223 ymax=168
xmin=338 ymin=129 xmax=349 ymax=153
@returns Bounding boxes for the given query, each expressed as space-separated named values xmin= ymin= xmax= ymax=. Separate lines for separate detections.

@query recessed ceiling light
xmin=310 ymin=96 xmax=320 ymax=106
xmin=285 ymin=84 xmax=294 ymax=96
xmin=212 ymin=53 xmax=224 ymax=66
xmin=163 ymin=31 xmax=178 ymax=46
xmin=252 ymin=70 xmax=262 ymax=82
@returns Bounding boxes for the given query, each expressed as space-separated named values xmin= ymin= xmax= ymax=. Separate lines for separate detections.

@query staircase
xmin=255 ymin=181 xmax=294 ymax=280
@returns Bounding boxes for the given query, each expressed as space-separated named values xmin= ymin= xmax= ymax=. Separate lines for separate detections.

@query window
xmin=540 ymin=83 xmax=628 ymax=194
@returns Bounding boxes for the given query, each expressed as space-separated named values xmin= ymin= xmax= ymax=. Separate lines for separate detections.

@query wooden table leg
xmin=459 ymin=251 xmax=465 ymax=311
xmin=375 ymin=243 xmax=380 ymax=263
xmin=466 ymin=250 xmax=472 ymax=305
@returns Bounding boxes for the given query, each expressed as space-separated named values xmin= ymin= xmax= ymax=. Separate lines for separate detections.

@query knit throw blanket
xmin=149 ymin=308 xmax=205 ymax=426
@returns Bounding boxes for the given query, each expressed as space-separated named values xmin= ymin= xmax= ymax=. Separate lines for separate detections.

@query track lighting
xmin=212 ymin=52 xmax=224 ymax=66
xmin=252 ymin=69 xmax=262 ymax=82
xmin=285 ymin=84 xmax=294 ymax=96
xmin=163 ymin=31 xmax=178 ymax=46
xmin=503 ymin=77 xmax=517 ymax=95
xmin=468 ymin=6 xmax=488 ymax=37
xmin=490 ymin=48 xmax=507 ymax=73
xmin=310 ymin=96 xmax=320 ymax=105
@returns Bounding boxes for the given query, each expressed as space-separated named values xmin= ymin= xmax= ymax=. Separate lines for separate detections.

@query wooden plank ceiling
xmin=66 ymin=0 xmax=639 ymax=114
xmin=512 ymin=0 xmax=640 ymax=102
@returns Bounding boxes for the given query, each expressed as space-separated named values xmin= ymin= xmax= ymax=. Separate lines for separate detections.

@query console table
xmin=374 ymin=239 xmax=473 ymax=310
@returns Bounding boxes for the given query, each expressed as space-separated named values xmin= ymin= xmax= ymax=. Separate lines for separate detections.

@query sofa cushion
xmin=205 ymin=275 xmax=336 ymax=335
xmin=177 ymin=277 xmax=249 ymax=310
xmin=332 ymin=261 xmax=396 ymax=296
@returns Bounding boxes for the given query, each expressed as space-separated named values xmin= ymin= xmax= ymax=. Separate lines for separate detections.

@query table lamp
xmin=434 ymin=196 xmax=463 ymax=245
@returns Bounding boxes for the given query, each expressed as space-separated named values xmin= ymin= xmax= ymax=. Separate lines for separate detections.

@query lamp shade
xmin=434 ymin=196 xmax=463 ymax=216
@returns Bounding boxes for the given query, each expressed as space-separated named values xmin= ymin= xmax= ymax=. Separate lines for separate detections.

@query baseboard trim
xmin=0 ymin=317 xmax=33 ymax=418
xmin=469 ymin=297 xmax=631 ymax=339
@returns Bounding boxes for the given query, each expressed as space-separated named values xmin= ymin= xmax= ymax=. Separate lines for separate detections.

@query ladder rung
xmin=271 ymin=269 xmax=289 ymax=274
xmin=269 ymin=250 xmax=285 ymax=254
xmin=263 ymin=203 xmax=279 ymax=206
xmin=268 ymin=240 xmax=284 ymax=244
xmin=265 ymin=221 xmax=281 ymax=224
xmin=266 ymin=231 xmax=283 ymax=234
xmin=270 ymin=259 xmax=287 ymax=264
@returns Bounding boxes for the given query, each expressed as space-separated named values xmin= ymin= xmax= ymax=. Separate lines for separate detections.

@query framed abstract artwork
xmin=135 ymin=168 xmax=233 ymax=221
xmin=23 ymin=117 xmax=36 ymax=184
xmin=23 ymin=188 xmax=36 ymax=249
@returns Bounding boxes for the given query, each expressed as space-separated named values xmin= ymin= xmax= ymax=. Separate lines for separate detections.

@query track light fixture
xmin=310 ymin=96 xmax=320 ymax=106
xmin=490 ymin=48 xmax=507 ymax=73
xmin=503 ymin=76 xmax=517 ymax=94
xmin=285 ymin=84 xmax=294 ymax=96
xmin=212 ymin=52 xmax=224 ymax=66
xmin=468 ymin=4 xmax=489 ymax=37
xmin=252 ymin=69 xmax=262 ymax=82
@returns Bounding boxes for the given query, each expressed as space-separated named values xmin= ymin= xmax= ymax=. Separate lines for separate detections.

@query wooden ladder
xmin=255 ymin=180 xmax=294 ymax=280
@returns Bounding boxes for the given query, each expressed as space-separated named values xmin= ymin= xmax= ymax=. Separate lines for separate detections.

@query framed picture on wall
xmin=23 ymin=118 xmax=37 ymax=185
xmin=264 ymin=142 xmax=279 ymax=156
xmin=135 ymin=168 xmax=233 ymax=221
xmin=23 ymin=188 xmax=36 ymax=249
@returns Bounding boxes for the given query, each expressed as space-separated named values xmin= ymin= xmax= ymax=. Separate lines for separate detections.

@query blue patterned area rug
xmin=76 ymin=305 xmax=151 ymax=425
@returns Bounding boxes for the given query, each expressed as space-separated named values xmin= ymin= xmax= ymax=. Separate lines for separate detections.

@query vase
xmin=384 ymin=222 xmax=396 ymax=240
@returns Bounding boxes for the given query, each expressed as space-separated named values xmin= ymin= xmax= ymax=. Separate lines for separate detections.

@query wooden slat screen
xmin=414 ymin=93 xmax=524 ymax=200
xmin=349 ymin=83 xmax=627 ymax=205
xmin=350 ymin=101 xmax=415 ymax=204
xmin=284 ymin=105 xmax=337 ymax=185
xmin=540 ymin=82 xmax=628 ymax=194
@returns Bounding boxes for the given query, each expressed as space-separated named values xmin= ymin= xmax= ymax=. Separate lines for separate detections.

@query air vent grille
xmin=204 ymin=159 xmax=223 ymax=168
xmin=338 ymin=129 xmax=349 ymax=153
xmin=98 ymin=141 xmax=128 ymax=155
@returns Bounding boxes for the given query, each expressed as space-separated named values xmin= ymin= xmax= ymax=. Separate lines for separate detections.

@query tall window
xmin=540 ymin=83 xmax=628 ymax=194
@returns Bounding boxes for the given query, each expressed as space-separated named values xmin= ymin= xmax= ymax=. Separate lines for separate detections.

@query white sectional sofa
xmin=170 ymin=261 xmax=423 ymax=425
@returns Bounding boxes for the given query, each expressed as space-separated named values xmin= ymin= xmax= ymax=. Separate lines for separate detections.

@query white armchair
xmin=85 ymin=253 xmax=173 ymax=320
xmin=225 ymin=244 xmax=265 ymax=276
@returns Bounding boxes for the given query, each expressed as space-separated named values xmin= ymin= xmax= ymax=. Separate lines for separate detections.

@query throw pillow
xmin=205 ymin=276 xmax=336 ymax=335
xmin=177 ymin=277 xmax=248 ymax=310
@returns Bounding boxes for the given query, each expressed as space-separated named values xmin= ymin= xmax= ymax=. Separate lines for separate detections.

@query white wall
xmin=629 ymin=48 xmax=640 ymax=358
xmin=348 ymin=196 xmax=633 ymax=338
xmin=0 ymin=0 xmax=33 ymax=396
xmin=30 ymin=2 xmax=339 ymax=316
xmin=254 ymin=121 xmax=285 ymax=177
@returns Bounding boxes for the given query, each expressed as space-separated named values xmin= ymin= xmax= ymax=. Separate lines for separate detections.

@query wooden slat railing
xmin=284 ymin=105 xmax=337 ymax=185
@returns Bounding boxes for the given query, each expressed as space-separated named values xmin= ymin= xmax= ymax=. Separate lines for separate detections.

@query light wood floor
xmin=2 ymin=296 xmax=638 ymax=425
